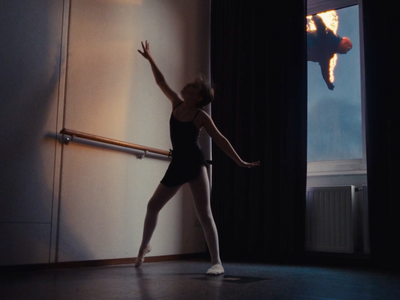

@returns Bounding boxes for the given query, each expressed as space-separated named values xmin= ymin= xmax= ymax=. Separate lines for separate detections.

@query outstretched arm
xmin=200 ymin=112 xmax=260 ymax=168
xmin=138 ymin=41 xmax=181 ymax=106
xmin=319 ymin=61 xmax=334 ymax=90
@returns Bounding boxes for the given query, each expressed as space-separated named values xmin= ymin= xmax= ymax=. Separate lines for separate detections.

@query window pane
xmin=307 ymin=5 xmax=362 ymax=162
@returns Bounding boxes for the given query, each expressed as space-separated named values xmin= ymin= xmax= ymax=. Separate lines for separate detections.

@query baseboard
xmin=0 ymin=252 xmax=208 ymax=274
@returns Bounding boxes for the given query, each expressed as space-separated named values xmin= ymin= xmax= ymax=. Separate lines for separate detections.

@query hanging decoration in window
xmin=307 ymin=11 xmax=353 ymax=90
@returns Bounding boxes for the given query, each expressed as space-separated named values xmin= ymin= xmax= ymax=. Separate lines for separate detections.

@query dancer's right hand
xmin=138 ymin=40 xmax=151 ymax=60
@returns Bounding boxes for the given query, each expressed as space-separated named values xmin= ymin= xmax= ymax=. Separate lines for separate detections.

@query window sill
xmin=307 ymin=159 xmax=367 ymax=177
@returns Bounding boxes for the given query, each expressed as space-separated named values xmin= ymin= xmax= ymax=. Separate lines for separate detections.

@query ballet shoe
xmin=134 ymin=245 xmax=151 ymax=268
xmin=206 ymin=264 xmax=224 ymax=275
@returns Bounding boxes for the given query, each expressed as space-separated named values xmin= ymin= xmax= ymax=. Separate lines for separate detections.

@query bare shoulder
xmin=157 ymin=81 xmax=183 ymax=107
xmin=198 ymin=109 xmax=213 ymax=124
xmin=194 ymin=110 xmax=223 ymax=139
xmin=192 ymin=109 xmax=210 ymax=130
xmin=171 ymin=99 xmax=184 ymax=110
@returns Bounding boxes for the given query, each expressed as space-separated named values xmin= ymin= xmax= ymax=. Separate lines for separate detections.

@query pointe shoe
xmin=134 ymin=246 xmax=151 ymax=268
xmin=206 ymin=264 xmax=224 ymax=275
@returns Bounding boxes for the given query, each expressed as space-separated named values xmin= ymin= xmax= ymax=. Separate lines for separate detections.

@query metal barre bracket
xmin=62 ymin=134 xmax=74 ymax=145
xmin=136 ymin=150 xmax=147 ymax=160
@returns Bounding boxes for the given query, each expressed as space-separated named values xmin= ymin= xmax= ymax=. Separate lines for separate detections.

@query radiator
xmin=306 ymin=186 xmax=355 ymax=253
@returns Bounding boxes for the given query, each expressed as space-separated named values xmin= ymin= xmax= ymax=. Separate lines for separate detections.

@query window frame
xmin=306 ymin=0 xmax=366 ymax=177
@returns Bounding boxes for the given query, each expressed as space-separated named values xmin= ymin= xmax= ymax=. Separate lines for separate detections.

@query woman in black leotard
xmin=160 ymin=101 xmax=207 ymax=187
xmin=135 ymin=41 xmax=260 ymax=275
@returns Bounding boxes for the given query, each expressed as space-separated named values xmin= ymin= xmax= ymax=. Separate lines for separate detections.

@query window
xmin=307 ymin=0 xmax=366 ymax=176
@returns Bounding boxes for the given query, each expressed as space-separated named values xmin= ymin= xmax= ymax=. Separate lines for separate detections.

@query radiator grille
xmin=306 ymin=186 xmax=355 ymax=253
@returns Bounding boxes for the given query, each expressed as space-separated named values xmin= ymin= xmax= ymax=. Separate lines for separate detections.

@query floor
xmin=2 ymin=260 xmax=400 ymax=299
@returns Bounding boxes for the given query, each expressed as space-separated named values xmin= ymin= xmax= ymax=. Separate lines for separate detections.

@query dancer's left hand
xmin=238 ymin=160 xmax=260 ymax=168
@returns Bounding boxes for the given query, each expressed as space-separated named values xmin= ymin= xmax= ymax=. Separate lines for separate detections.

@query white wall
xmin=0 ymin=0 xmax=210 ymax=266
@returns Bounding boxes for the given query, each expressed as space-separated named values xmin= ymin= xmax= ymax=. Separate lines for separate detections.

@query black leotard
xmin=160 ymin=102 xmax=207 ymax=187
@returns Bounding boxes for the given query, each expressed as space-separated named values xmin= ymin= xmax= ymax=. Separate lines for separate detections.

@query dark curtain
xmin=210 ymin=1 xmax=307 ymax=262
xmin=363 ymin=2 xmax=400 ymax=270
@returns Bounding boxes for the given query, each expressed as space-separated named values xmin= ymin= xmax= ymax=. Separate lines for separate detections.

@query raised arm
xmin=199 ymin=112 xmax=260 ymax=168
xmin=138 ymin=41 xmax=181 ymax=106
xmin=312 ymin=14 xmax=326 ymax=36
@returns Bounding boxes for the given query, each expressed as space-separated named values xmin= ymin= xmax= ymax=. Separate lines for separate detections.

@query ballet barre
xmin=60 ymin=128 xmax=171 ymax=159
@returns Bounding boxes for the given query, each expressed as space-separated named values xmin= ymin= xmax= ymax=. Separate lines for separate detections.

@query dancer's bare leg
xmin=135 ymin=183 xmax=181 ymax=267
xmin=189 ymin=166 xmax=224 ymax=275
